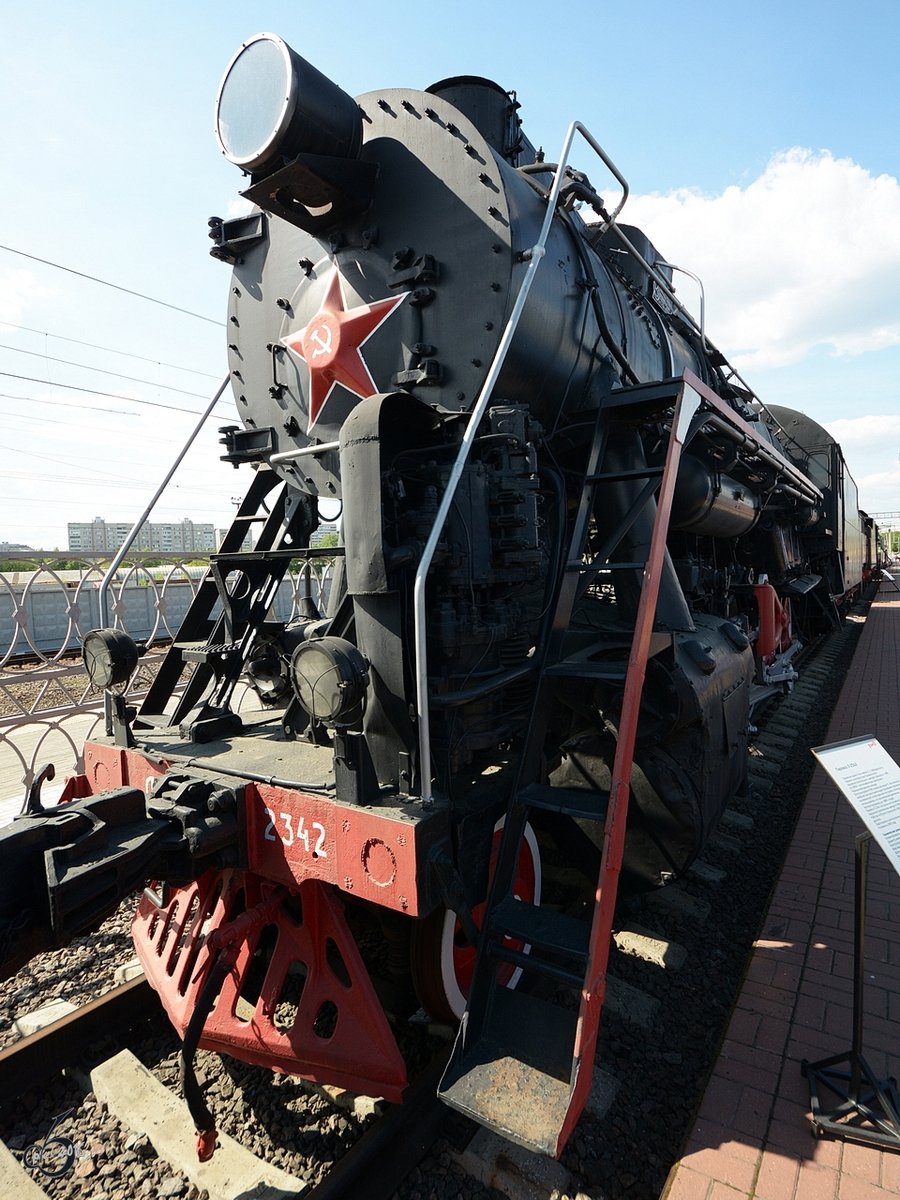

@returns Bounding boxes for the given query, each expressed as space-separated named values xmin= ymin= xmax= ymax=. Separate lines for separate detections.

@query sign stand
xmin=802 ymin=831 xmax=900 ymax=1148
xmin=802 ymin=736 xmax=900 ymax=1150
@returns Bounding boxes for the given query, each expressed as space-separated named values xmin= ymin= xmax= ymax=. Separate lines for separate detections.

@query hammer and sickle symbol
xmin=309 ymin=322 xmax=333 ymax=358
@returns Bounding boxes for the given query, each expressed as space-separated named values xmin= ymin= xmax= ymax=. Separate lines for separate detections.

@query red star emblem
xmin=280 ymin=269 xmax=406 ymax=431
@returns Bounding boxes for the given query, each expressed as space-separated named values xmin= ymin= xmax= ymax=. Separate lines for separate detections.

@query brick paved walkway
xmin=663 ymin=580 xmax=900 ymax=1198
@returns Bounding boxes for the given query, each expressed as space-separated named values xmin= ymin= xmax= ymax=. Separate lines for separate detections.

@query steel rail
xmin=309 ymin=1052 xmax=455 ymax=1200
xmin=0 ymin=976 xmax=160 ymax=1097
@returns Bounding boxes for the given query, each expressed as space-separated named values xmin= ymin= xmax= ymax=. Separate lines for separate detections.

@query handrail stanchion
xmin=99 ymin=374 xmax=230 ymax=732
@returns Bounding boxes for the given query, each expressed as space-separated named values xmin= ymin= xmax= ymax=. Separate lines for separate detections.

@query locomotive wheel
xmin=410 ymin=820 xmax=542 ymax=1023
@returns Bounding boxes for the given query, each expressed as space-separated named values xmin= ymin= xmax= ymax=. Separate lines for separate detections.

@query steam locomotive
xmin=1 ymin=34 xmax=876 ymax=1159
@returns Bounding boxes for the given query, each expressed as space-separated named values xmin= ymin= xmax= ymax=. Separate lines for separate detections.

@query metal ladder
xmin=138 ymin=467 xmax=313 ymax=726
xmin=437 ymin=375 xmax=703 ymax=1156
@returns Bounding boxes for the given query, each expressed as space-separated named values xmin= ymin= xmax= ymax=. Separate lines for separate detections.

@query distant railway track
xmin=0 ymin=642 xmax=174 ymax=672
xmin=0 ymin=652 xmax=159 ymax=722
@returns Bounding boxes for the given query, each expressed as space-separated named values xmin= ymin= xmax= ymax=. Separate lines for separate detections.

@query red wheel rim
xmin=439 ymin=819 xmax=541 ymax=1019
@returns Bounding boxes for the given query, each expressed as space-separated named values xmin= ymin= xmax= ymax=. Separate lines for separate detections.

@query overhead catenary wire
xmin=1 ymin=478 xmax=229 ymax=497
xmin=0 ymin=391 xmax=138 ymax=416
xmin=0 ymin=496 xmax=233 ymax=514
xmin=0 ymin=241 xmax=237 ymax=547
xmin=0 ymin=244 xmax=224 ymax=327
xmin=0 ymin=410 xmax=96 ymax=427
xmin=0 ymin=373 xmax=233 ymax=416
xmin=1 ymin=440 xmax=195 ymax=480
xmin=0 ymin=321 xmax=222 ymax=379
xmin=4 ymin=465 xmax=230 ymax=494
xmin=0 ymin=343 xmax=222 ymax=400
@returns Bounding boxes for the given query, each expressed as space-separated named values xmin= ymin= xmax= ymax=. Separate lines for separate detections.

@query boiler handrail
xmin=413 ymin=120 xmax=613 ymax=806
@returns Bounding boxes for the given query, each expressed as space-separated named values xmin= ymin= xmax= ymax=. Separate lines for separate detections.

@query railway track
xmin=0 ymin=975 xmax=591 ymax=1200
xmin=0 ymin=603 xmax=870 ymax=1200
xmin=0 ymin=979 xmax=468 ymax=1200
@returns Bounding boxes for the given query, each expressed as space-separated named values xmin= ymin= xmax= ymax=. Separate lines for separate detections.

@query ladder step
xmin=545 ymin=659 xmax=627 ymax=681
xmin=176 ymin=641 xmax=241 ymax=664
xmin=439 ymin=987 xmax=576 ymax=1154
xmin=565 ymin=559 xmax=646 ymax=572
xmin=585 ymin=466 xmax=664 ymax=483
xmin=516 ymin=783 xmax=608 ymax=822
xmin=490 ymin=896 xmax=590 ymax=961
xmin=492 ymin=942 xmax=585 ymax=986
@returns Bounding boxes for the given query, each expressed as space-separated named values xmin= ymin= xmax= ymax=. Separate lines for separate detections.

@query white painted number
xmin=280 ymin=812 xmax=294 ymax=846
xmin=295 ymin=815 xmax=310 ymax=853
xmin=262 ymin=807 xmax=328 ymax=858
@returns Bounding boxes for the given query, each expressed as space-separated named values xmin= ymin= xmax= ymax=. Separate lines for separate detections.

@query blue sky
xmin=1 ymin=0 xmax=898 ymax=547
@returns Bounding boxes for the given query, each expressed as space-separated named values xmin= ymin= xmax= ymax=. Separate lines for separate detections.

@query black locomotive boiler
xmin=0 ymin=34 xmax=875 ymax=1159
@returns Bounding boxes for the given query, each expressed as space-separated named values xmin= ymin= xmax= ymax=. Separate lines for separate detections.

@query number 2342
xmin=263 ymin=808 xmax=328 ymax=857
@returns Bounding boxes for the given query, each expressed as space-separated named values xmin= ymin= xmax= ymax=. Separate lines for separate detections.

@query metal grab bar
xmin=99 ymin=373 xmax=231 ymax=731
xmin=268 ymin=440 xmax=339 ymax=464
xmin=412 ymin=120 xmax=617 ymax=806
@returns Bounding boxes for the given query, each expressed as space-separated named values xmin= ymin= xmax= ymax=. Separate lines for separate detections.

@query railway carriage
xmin=766 ymin=406 xmax=868 ymax=612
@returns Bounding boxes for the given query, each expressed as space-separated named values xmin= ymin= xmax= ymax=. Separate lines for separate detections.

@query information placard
xmin=812 ymin=736 xmax=900 ymax=877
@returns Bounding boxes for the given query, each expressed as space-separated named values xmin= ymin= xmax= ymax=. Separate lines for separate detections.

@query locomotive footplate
xmin=78 ymin=736 xmax=450 ymax=919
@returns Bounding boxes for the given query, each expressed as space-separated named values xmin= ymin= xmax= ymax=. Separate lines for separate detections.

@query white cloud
xmin=822 ymin=416 xmax=900 ymax=515
xmin=622 ymin=149 xmax=900 ymax=372
xmin=823 ymin=414 xmax=900 ymax=446
xmin=851 ymin=467 xmax=900 ymax=516
xmin=0 ymin=267 xmax=54 ymax=325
